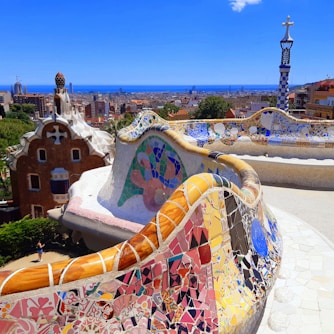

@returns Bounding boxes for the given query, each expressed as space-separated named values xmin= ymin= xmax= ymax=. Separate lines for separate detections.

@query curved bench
xmin=166 ymin=107 xmax=334 ymax=189
xmin=0 ymin=111 xmax=282 ymax=333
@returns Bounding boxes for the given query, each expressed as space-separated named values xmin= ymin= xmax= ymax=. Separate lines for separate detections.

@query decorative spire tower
xmin=276 ymin=16 xmax=294 ymax=112
xmin=54 ymin=72 xmax=71 ymax=117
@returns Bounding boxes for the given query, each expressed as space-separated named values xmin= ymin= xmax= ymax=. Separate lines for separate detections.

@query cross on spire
xmin=47 ymin=125 xmax=68 ymax=145
xmin=282 ymin=15 xmax=294 ymax=41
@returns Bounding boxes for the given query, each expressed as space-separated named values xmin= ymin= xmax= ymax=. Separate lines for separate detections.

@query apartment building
xmin=306 ymin=79 xmax=334 ymax=119
xmin=13 ymin=93 xmax=46 ymax=117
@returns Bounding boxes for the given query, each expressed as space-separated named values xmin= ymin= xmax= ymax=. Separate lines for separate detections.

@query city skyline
xmin=0 ymin=0 xmax=333 ymax=86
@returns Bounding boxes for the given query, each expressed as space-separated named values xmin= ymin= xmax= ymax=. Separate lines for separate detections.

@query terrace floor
xmin=258 ymin=185 xmax=334 ymax=333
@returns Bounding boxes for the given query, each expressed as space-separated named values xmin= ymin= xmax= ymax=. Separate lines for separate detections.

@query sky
xmin=0 ymin=0 xmax=333 ymax=86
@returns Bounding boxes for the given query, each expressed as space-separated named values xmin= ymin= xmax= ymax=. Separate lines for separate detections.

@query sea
xmin=0 ymin=84 xmax=287 ymax=94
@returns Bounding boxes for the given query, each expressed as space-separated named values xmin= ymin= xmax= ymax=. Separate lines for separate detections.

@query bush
xmin=0 ymin=216 xmax=93 ymax=267
xmin=0 ymin=216 xmax=59 ymax=261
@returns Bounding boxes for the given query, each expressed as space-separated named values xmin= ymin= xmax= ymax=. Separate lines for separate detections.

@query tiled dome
xmin=55 ymin=72 xmax=65 ymax=88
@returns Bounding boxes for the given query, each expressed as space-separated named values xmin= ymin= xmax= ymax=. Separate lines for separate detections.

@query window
xmin=32 ymin=205 xmax=43 ymax=218
xmin=51 ymin=179 xmax=69 ymax=194
xmin=29 ymin=174 xmax=40 ymax=191
xmin=71 ymin=149 xmax=81 ymax=162
xmin=38 ymin=148 xmax=47 ymax=162
xmin=50 ymin=168 xmax=69 ymax=203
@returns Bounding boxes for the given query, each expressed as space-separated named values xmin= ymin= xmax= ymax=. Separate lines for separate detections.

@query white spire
xmin=281 ymin=15 xmax=294 ymax=42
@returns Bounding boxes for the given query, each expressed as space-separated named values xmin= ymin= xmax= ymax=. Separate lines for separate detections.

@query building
xmin=306 ymin=79 xmax=334 ymax=119
xmin=13 ymin=93 xmax=46 ymax=118
xmin=84 ymin=100 xmax=110 ymax=119
xmin=293 ymin=88 xmax=309 ymax=109
xmin=6 ymin=72 xmax=114 ymax=218
xmin=0 ymin=91 xmax=11 ymax=113
xmin=13 ymin=80 xmax=23 ymax=95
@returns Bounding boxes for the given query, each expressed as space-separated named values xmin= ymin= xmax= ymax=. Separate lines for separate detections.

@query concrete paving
xmin=1 ymin=251 xmax=71 ymax=272
xmin=258 ymin=205 xmax=334 ymax=334
xmin=258 ymin=185 xmax=334 ymax=333
xmin=262 ymin=184 xmax=334 ymax=245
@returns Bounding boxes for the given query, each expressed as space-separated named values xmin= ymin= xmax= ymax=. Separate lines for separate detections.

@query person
xmin=36 ymin=240 xmax=45 ymax=262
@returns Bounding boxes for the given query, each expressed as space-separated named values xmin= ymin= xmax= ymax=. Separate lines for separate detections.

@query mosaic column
xmin=276 ymin=16 xmax=294 ymax=112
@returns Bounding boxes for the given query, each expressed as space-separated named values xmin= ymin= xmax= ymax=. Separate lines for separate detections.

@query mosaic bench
xmin=0 ymin=111 xmax=282 ymax=333
xmin=166 ymin=107 xmax=334 ymax=189
xmin=168 ymin=107 xmax=334 ymax=159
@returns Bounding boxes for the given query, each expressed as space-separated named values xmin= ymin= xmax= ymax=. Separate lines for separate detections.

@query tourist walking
xmin=36 ymin=240 xmax=45 ymax=262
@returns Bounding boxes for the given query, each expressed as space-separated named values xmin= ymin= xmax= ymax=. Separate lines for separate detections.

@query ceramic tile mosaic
xmin=118 ymin=136 xmax=187 ymax=211
xmin=0 ymin=110 xmax=283 ymax=333
xmin=0 ymin=175 xmax=281 ymax=333
xmin=168 ymin=107 xmax=334 ymax=148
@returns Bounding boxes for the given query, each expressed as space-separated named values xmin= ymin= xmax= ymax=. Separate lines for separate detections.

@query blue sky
xmin=0 ymin=0 xmax=332 ymax=85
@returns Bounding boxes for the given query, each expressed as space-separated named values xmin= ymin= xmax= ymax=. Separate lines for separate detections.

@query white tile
xmin=300 ymin=299 xmax=319 ymax=311
xmin=318 ymin=297 xmax=334 ymax=310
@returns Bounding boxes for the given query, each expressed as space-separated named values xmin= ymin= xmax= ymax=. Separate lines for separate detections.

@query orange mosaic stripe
xmin=0 ymin=115 xmax=262 ymax=296
xmin=0 ymin=168 xmax=260 ymax=296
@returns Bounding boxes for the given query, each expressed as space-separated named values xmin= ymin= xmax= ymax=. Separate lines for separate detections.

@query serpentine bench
xmin=0 ymin=111 xmax=282 ymax=333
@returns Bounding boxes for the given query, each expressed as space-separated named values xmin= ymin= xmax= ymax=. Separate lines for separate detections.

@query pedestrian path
xmin=262 ymin=185 xmax=334 ymax=244
xmin=258 ymin=206 xmax=334 ymax=334
xmin=1 ymin=251 xmax=71 ymax=272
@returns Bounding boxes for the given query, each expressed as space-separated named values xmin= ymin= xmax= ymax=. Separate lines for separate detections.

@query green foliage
xmin=289 ymin=102 xmax=296 ymax=110
xmin=0 ymin=105 xmax=5 ymax=118
xmin=0 ymin=216 xmax=59 ymax=261
xmin=194 ymin=96 xmax=233 ymax=119
xmin=157 ymin=103 xmax=180 ymax=120
xmin=0 ymin=118 xmax=34 ymax=155
xmin=10 ymin=103 xmax=35 ymax=115
xmin=157 ymin=107 xmax=169 ymax=120
xmin=6 ymin=110 xmax=32 ymax=123
xmin=0 ymin=160 xmax=11 ymax=199
xmin=261 ymin=95 xmax=277 ymax=108
xmin=117 ymin=112 xmax=135 ymax=129
xmin=103 ymin=112 xmax=135 ymax=137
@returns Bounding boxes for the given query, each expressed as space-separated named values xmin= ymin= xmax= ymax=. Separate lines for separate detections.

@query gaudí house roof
xmin=7 ymin=72 xmax=114 ymax=170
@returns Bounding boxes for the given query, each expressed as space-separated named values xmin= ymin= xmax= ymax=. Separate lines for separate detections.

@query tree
xmin=0 ymin=160 xmax=11 ymax=199
xmin=157 ymin=103 xmax=180 ymax=120
xmin=6 ymin=110 xmax=32 ymax=123
xmin=102 ymin=112 xmax=135 ymax=139
xmin=116 ymin=112 xmax=135 ymax=130
xmin=0 ymin=105 xmax=5 ymax=118
xmin=10 ymin=103 xmax=35 ymax=115
xmin=262 ymin=95 xmax=277 ymax=108
xmin=0 ymin=118 xmax=35 ymax=155
xmin=194 ymin=96 xmax=233 ymax=119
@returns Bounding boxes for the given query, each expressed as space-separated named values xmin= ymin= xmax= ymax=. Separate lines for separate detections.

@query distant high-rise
xmin=277 ymin=16 xmax=294 ymax=112
xmin=13 ymin=77 xmax=23 ymax=95
xmin=69 ymin=82 xmax=73 ymax=94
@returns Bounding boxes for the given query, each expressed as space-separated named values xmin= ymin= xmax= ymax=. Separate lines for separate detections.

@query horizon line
xmin=0 ymin=83 xmax=299 ymax=86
